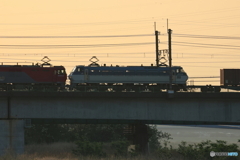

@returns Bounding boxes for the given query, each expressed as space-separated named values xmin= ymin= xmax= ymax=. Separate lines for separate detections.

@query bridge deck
xmin=0 ymin=91 xmax=239 ymax=99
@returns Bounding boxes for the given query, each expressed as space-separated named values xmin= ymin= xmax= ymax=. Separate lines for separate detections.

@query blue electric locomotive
xmin=69 ymin=64 xmax=188 ymax=91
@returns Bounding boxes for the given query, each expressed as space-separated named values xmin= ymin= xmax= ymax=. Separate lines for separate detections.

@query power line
xmin=173 ymin=33 xmax=240 ymax=40
xmin=172 ymin=42 xmax=240 ymax=50
xmin=174 ymin=41 xmax=240 ymax=48
xmin=0 ymin=51 xmax=239 ymax=57
xmin=2 ymin=40 xmax=240 ymax=50
xmin=0 ymin=42 xmax=155 ymax=49
xmin=0 ymin=34 xmax=153 ymax=38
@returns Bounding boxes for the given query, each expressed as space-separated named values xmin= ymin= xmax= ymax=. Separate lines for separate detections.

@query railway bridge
xmin=0 ymin=91 xmax=240 ymax=155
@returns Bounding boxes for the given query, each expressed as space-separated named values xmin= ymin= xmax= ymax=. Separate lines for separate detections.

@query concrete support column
xmin=125 ymin=124 xmax=149 ymax=154
xmin=0 ymin=120 xmax=24 ymax=156
xmin=134 ymin=124 xmax=149 ymax=154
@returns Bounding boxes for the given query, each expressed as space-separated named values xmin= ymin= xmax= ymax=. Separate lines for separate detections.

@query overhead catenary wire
xmin=172 ymin=43 xmax=240 ymax=50
xmin=173 ymin=33 xmax=240 ymax=40
xmin=0 ymin=42 xmax=156 ymax=49
xmin=2 ymin=33 xmax=240 ymax=40
xmin=0 ymin=56 xmax=237 ymax=65
xmin=0 ymin=49 xmax=239 ymax=56
xmin=1 ymin=40 xmax=240 ymax=49
xmin=0 ymin=34 xmax=153 ymax=38
xmin=0 ymin=51 xmax=239 ymax=57
xmin=173 ymin=41 xmax=240 ymax=48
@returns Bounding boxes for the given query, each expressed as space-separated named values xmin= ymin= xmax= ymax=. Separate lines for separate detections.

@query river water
xmin=156 ymin=125 xmax=240 ymax=148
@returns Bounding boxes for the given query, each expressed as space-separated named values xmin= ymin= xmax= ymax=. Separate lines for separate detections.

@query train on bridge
xmin=0 ymin=57 xmax=239 ymax=92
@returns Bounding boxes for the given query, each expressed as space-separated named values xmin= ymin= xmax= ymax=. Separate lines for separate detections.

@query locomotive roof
xmin=76 ymin=65 xmax=182 ymax=67
xmin=75 ymin=65 xmax=183 ymax=69
xmin=0 ymin=65 xmax=64 ymax=68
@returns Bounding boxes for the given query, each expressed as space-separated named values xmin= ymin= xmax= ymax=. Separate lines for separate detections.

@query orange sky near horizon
xmin=1 ymin=0 xmax=240 ymax=85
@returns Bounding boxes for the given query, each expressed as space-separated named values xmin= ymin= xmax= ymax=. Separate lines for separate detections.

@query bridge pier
xmin=134 ymin=124 xmax=149 ymax=154
xmin=0 ymin=120 xmax=25 ymax=156
xmin=124 ymin=124 xmax=149 ymax=154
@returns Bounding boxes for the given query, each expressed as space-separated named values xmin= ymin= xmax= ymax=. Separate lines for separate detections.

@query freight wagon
xmin=220 ymin=69 xmax=240 ymax=87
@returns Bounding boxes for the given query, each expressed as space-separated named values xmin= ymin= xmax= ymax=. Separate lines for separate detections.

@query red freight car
xmin=220 ymin=69 xmax=240 ymax=86
xmin=0 ymin=62 xmax=67 ymax=90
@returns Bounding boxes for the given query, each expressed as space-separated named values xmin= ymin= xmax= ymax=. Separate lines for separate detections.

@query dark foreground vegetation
xmin=1 ymin=124 xmax=240 ymax=160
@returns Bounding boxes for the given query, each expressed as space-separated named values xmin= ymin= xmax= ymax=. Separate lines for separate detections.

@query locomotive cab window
xmin=75 ymin=67 xmax=84 ymax=73
xmin=57 ymin=69 xmax=65 ymax=75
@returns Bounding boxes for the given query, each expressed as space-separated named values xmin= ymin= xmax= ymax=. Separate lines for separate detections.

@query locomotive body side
xmin=0 ymin=64 xmax=67 ymax=90
xmin=69 ymin=65 xmax=188 ymax=90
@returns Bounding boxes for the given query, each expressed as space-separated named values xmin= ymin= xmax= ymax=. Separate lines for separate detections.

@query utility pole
xmin=167 ymin=19 xmax=168 ymax=31
xmin=168 ymin=29 xmax=172 ymax=90
xmin=155 ymin=30 xmax=159 ymax=67
xmin=155 ymin=22 xmax=159 ymax=67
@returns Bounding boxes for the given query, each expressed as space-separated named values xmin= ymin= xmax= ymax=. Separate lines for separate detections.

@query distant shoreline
xmin=157 ymin=125 xmax=240 ymax=130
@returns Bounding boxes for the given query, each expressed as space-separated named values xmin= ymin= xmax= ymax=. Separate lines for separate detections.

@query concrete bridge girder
xmin=5 ymin=97 xmax=240 ymax=123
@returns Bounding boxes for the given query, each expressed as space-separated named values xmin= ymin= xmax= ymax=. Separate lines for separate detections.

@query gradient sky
xmin=1 ymin=0 xmax=240 ymax=85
